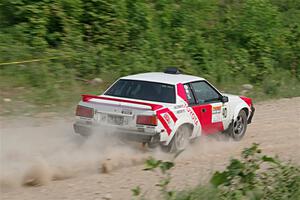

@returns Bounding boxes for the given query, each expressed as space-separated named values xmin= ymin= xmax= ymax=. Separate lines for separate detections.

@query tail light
xmin=76 ymin=105 xmax=94 ymax=118
xmin=136 ymin=115 xmax=157 ymax=126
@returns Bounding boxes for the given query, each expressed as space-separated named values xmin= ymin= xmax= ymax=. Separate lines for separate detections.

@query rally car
xmin=74 ymin=68 xmax=255 ymax=152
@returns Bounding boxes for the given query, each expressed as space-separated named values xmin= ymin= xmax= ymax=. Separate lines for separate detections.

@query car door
xmin=185 ymin=81 xmax=226 ymax=134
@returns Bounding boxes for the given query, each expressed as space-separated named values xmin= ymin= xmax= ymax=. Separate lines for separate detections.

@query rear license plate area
xmin=107 ymin=115 xmax=124 ymax=125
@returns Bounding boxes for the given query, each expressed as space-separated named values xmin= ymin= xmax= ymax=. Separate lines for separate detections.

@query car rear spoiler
xmin=82 ymin=94 xmax=163 ymax=111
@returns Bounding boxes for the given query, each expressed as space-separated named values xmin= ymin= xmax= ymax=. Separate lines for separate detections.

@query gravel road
xmin=1 ymin=97 xmax=299 ymax=200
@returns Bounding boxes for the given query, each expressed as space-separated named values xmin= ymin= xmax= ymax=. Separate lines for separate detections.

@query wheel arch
xmin=180 ymin=123 xmax=194 ymax=137
xmin=233 ymin=102 xmax=250 ymax=121
xmin=162 ymin=121 xmax=195 ymax=146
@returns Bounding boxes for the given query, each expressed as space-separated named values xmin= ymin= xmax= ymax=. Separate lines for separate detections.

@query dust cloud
xmin=0 ymin=118 xmax=234 ymax=192
xmin=0 ymin=119 xmax=155 ymax=190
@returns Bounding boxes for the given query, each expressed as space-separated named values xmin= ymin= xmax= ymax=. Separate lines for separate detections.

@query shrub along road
xmin=1 ymin=97 xmax=299 ymax=200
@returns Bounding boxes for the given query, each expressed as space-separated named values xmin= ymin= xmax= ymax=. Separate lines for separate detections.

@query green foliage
xmin=174 ymin=186 xmax=219 ymax=200
xmin=144 ymin=157 xmax=175 ymax=174
xmin=144 ymin=157 xmax=175 ymax=199
xmin=131 ymin=186 xmax=141 ymax=197
xmin=133 ymin=144 xmax=300 ymax=200
xmin=210 ymin=143 xmax=300 ymax=200
xmin=131 ymin=157 xmax=176 ymax=199
xmin=0 ymin=0 xmax=300 ymax=113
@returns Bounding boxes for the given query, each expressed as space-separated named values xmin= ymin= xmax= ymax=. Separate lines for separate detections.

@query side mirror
xmin=221 ymin=96 xmax=229 ymax=103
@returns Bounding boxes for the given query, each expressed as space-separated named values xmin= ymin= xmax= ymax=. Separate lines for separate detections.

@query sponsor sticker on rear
xmin=163 ymin=113 xmax=171 ymax=124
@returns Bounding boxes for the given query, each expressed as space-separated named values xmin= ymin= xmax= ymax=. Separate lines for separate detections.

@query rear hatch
xmin=76 ymin=95 xmax=162 ymax=129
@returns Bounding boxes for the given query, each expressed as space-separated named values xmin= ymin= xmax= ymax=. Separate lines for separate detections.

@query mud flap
xmin=247 ymin=106 xmax=255 ymax=124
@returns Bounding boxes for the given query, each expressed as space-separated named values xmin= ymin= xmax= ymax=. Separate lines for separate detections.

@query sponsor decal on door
xmin=212 ymin=105 xmax=222 ymax=123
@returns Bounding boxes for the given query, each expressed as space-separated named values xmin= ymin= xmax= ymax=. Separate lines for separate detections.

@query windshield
xmin=105 ymin=79 xmax=176 ymax=103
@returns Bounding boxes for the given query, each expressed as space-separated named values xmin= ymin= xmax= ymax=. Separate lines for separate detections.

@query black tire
xmin=161 ymin=125 xmax=190 ymax=153
xmin=227 ymin=110 xmax=248 ymax=141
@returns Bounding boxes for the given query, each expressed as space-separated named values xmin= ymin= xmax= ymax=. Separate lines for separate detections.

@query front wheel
xmin=226 ymin=110 xmax=248 ymax=141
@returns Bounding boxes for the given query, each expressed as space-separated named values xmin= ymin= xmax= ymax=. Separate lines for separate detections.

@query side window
xmin=190 ymin=81 xmax=220 ymax=104
xmin=183 ymin=84 xmax=196 ymax=105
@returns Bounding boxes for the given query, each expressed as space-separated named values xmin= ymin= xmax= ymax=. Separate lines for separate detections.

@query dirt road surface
xmin=1 ymin=97 xmax=300 ymax=200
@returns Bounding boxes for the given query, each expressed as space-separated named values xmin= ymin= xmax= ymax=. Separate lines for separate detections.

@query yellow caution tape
xmin=0 ymin=56 xmax=70 ymax=66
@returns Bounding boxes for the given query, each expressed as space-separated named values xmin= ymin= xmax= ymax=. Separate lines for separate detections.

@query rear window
xmin=105 ymin=79 xmax=176 ymax=103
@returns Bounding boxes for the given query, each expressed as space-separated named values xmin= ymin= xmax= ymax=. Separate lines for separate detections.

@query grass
xmin=0 ymin=70 xmax=117 ymax=117
xmin=1 ymin=68 xmax=299 ymax=117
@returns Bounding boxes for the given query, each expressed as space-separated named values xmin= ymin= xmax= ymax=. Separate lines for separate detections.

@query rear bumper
xmin=247 ymin=106 xmax=255 ymax=124
xmin=73 ymin=122 xmax=160 ymax=143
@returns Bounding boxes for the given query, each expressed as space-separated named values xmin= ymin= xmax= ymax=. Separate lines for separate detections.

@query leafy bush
xmin=132 ymin=156 xmax=177 ymax=200
xmin=1 ymin=0 xmax=300 ymax=113
xmin=211 ymin=143 xmax=300 ymax=200
xmin=133 ymin=144 xmax=300 ymax=200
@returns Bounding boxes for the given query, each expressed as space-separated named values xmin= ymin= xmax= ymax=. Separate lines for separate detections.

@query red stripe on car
xmin=156 ymin=108 xmax=178 ymax=135
xmin=156 ymin=108 xmax=178 ymax=122
xmin=176 ymin=83 xmax=188 ymax=103
xmin=82 ymin=95 xmax=163 ymax=111
xmin=168 ymin=111 xmax=178 ymax=122
xmin=157 ymin=115 xmax=172 ymax=135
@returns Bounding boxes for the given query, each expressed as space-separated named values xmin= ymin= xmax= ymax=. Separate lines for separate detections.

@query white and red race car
xmin=74 ymin=68 xmax=255 ymax=152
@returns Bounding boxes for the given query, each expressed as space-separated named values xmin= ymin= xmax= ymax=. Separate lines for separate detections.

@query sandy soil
xmin=0 ymin=97 xmax=299 ymax=200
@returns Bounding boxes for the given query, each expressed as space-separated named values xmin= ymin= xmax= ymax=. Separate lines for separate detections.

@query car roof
xmin=120 ymin=72 xmax=205 ymax=85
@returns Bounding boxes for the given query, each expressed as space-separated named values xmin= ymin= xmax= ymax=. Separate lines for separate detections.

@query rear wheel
xmin=161 ymin=125 xmax=190 ymax=153
xmin=227 ymin=110 xmax=248 ymax=141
